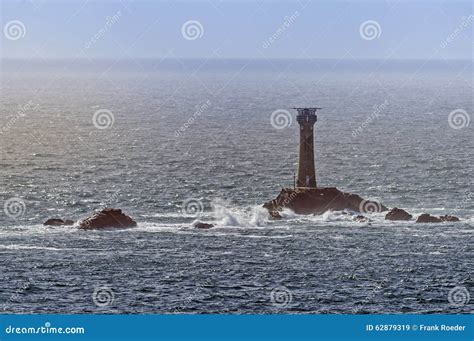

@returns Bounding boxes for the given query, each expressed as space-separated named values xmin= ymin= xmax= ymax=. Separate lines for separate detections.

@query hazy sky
xmin=1 ymin=0 xmax=472 ymax=60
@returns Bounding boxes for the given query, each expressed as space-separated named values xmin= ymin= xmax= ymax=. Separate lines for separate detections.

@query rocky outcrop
xmin=385 ymin=207 xmax=413 ymax=221
xmin=43 ymin=218 xmax=75 ymax=226
xmin=193 ymin=222 xmax=214 ymax=229
xmin=415 ymin=213 xmax=461 ymax=223
xmin=79 ymin=208 xmax=137 ymax=230
xmin=416 ymin=213 xmax=441 ymax=223
xmin=263 ymin=187 xmax=388 ymax=215
xmin=439 ymin=215 xmax=460 ymax=222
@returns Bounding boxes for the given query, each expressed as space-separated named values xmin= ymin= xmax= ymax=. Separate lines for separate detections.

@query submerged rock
xmin=193 ymin=222 xmax=214 ymax=229
xmin=263 ymin=187 xmax=388 ymax=215
xmin=269 ymin=211 xmax=282 ymax=220
xmin=43 ymin=218 xmax=75 ymax=226
xmin=416 ymin=213 xmax=441 ymax=223
xmin=79 ymin=208 xmax=137 ymax=230
xmin=385 ymin=207 xmax=413 ymax=221
xmin=353 ymin=215 xmax=369 ymax=222
xmin=439 ymin=215 xmax=460 ymax=222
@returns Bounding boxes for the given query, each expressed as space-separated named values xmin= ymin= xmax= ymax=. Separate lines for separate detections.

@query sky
xmin=0 ymin=0 xmax=472 ymax=60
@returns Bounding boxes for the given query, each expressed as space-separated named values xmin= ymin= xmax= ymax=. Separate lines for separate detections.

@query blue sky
xmin=1 ymin=0 xmax=472 ymax=60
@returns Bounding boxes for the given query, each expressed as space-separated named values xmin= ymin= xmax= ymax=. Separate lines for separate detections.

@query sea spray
xmin=211 ymin=199 xmax=269 ymax=227
xmin=249 ymin=206 xmax=270 ymax=226
xmin=279 ymin=208 xmax=297 ymax=219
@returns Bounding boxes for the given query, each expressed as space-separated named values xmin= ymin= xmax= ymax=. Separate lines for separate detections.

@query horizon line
xmin=1 ymin=57 xmax=472 ymax=62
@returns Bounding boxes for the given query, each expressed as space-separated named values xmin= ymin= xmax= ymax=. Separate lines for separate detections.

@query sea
xmin=0 ymin=58 xmax=472 ymax=313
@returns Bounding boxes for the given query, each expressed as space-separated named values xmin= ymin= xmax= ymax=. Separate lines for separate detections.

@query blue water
xmin=0 ymin=59 xmax=472 ymax=313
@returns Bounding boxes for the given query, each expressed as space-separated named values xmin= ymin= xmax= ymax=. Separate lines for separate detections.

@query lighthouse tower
xmin=294 ymin=107 xmax=321 ymax=188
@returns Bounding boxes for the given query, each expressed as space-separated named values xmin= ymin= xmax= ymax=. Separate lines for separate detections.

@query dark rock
xmin=416 ymin=213 xmax=442 ymax=223
xmin=79 ymin=208 xmax=137 ymax=230
xmin=43 ymin=218 xmax=75 ymax=226
xmin=269 ymin=211 xmax=282 ymax=220
xmin=439 ymin=215 xmax=460 ymax=222
xmin=263 ymin=187 xmax=388 ymax=215
xmin=193 ymin=222 xmax=214 ymax=229
xmin=354 ymin=215 xmax=368 ymax=222
xmin=385 ymin=207 xmax=413 ymax=221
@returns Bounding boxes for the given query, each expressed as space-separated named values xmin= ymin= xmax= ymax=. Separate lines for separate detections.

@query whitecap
xmin=211 ymin=199 xmax=269 ymax=227
xmin=0 ymin=244 xmax=64 ymax=251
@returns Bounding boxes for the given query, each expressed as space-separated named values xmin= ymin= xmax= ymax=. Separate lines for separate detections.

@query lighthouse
xmin=294 ymin=107 xmax=321 ymax=188
xmin=264 ymin=107 xmax=391 ymax=216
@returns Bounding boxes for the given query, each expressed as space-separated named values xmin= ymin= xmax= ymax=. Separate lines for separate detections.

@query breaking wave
xmin=211 ymin=199 xmax=269 ymax=227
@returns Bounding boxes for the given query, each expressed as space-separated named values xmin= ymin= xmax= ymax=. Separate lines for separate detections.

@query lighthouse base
xmin=263 ymin=187 xmax=388 ymax=215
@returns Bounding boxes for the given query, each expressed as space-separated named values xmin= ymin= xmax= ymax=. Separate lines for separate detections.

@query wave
xmin=0 ymin=244 xmax=64 ymax=251
xmin=179 ymin=200 xmax=383 ymax=228
xmin=465 ymin=217 xmax=474 ymax=227
xmin=140 ymin=212 xmax=211 ymax=219
xmin=1 ymin=202 xmax=471 ymax=236
xmin=210 ymin=199 xmax=269 ymax=227
xmin=0 ymin=224 xmax=77 ymax=235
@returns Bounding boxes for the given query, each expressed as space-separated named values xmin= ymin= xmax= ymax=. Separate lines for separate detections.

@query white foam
xmin=211 ymin=199 xmax=269 ymax=227
xmin=141 ymin=212 xmax=213 ymax=219
xmin=0 ymin=244 xmax=64 ymax=251
xmin=197 ymin=231 xmax=294 ymax=239
xmin=279 ymin=208 xmax=297 ymax=219
xmin=465 ymin=217 xmax=474 ymax=227
xmin=132 ymin=222 xmax=184 ymax=233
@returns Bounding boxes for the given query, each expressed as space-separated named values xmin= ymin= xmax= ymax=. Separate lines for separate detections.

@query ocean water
xmin=0 ymin=59 xmax=472 ymax=314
